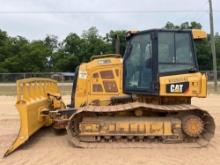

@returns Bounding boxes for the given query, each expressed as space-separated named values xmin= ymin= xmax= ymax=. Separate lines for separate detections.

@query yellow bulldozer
xmin=4 ymin=29 xmax=215 ymax=156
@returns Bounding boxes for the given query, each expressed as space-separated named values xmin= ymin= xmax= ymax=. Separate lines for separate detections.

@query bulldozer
xmin=4 ymin=29 xmax=215 ymax=156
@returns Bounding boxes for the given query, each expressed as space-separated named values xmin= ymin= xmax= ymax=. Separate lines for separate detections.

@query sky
xmin=0 ymin=0 xmax=219 ymax=40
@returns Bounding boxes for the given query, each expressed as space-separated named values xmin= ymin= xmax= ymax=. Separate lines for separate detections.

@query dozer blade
xmin=4 ymin=78 xmax=62 ymax=157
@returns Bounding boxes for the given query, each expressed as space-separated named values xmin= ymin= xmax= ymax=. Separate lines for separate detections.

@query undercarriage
xmin=66 ymin=102 xmax=215 ymax=148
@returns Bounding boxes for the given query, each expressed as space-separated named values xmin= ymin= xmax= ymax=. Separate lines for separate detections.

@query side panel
xmin=74 ymin=57 xmax=124 ymax=107
xmin=80 ymin=117 xmax=180 ymax=136
xmin=74 ymin=64 xmax=88 ymax=108
xmin=159 ymin=72 xmax=207 ymax=97
xmin=88 ymin=67 xmax=123 ymax=105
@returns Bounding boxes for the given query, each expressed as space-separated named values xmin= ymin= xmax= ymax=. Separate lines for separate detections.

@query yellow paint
xmin=79 ymin=117 xmax=177 ymax=136
xmin=160 ymin=72 xmax=207 ymax=97
xmin=192 ymin=29 xmax=208 ymax=40
xmin=74 ymin=55 xmax=124 ymax=108
xmin=163 ymin=122 xmax=172 ymax=135
xmin=4 ymin=78 xmax=64 ymax=156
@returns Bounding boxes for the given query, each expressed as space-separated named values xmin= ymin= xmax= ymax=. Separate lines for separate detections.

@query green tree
xmin=52 ymin=50 xmax=80 ymax=72
xmin=164 ymin=21 xmax=202 ymax=30
xmin=164 ymin=21 xmax=179 ymax=29
xmin=51 ymin=33 xmax=82 ymax=72
xmin=44 ymin=35 xmax=60 ymax=71
xmin=190 ymin=21 xmax=202 ymax=29
xmin=195 ymin=39 xmax=212 ymax=70
xmin=3 ymin=40 xmax=51 ymax=72
xmin=0 ymin=36 xmax=29 ymax=72
xmin=81 ymin=26 xmax=112 ymax=61
xmin=105 ymin=30 xmax=126 ymax=56
xmin=0 ymin=30 xmax=13 ymax=72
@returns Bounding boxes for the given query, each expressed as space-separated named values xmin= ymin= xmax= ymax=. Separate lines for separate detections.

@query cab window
xmin=158 ymin=32 xmax=196 ymax=73
xmin=124 ymin=33 xmax=153 ymax=91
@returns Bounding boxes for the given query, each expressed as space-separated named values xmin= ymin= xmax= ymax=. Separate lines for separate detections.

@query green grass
xmin=0 ymin=85 xmax=16 ymax=96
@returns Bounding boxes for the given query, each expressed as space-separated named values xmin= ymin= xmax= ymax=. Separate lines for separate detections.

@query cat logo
xmin=166 ymin=82 xmax=189 ymax=93
xmin=170 ymin=84 xmax=183 ymax=93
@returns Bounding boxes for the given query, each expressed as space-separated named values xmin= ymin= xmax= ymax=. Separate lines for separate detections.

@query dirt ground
xmin=0 ymin=95 xmax=220 ymax=165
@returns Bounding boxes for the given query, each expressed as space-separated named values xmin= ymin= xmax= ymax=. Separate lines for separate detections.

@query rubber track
xmin=66 ymin=102 xmax=215 ymax=148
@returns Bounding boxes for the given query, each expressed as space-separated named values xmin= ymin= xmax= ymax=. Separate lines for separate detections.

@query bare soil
xmin=0 ymin=95 xmax=220 ymax=165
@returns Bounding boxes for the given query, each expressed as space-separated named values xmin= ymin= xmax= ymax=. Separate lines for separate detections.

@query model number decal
xmin=78 ymin=71 xmax=87 ymax=79
xmin=97 ymin=59 xmax=111 ymax=65
xmin=166 ymin=82 xmax=189 ymax=93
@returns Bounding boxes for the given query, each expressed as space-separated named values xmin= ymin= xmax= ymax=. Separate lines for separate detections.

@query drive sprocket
xmin=182 ymin=115 xmax=204 ymax=137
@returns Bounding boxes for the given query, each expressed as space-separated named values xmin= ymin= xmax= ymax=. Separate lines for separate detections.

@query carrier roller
xmin=67 ymin=102 xmax=215 ymax=148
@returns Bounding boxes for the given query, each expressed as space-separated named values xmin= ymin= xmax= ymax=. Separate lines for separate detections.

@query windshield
xmin=124 ymin=33 xmax=153 ymax=91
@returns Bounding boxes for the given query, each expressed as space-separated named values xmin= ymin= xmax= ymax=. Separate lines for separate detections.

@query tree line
xmin=0 ymin=21 xmax=219 ymax=73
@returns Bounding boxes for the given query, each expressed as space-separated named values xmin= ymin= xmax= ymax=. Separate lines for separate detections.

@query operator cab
xmin=123 ymin=29 xmax=198 ymax=95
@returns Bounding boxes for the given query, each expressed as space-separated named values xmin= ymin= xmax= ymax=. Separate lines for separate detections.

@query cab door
xmin=124 ymin=32 xmax=157 ymax=95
